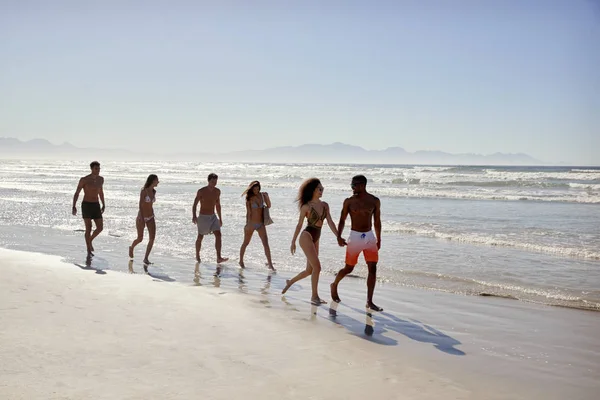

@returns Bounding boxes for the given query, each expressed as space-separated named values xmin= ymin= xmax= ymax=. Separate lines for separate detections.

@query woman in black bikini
xmin=239 ymin=180 xmax=275 ymax=270
xmin=129 ymin=174 xmax=159 ymax=265
xmin=282 ymin=178 xmax=339 ymax=305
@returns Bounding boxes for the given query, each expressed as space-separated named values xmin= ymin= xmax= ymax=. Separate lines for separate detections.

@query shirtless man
xmin=72 ymin=161 xmax=105 ymax=256
xmin=192 ymin=173 xmax=229 ymax=264
xmin=330 ymin=175 xmax=383 ymax=311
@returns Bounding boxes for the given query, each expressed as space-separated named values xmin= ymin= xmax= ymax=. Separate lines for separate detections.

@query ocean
xmin=0 ymin=159 xmax=598 ymax=311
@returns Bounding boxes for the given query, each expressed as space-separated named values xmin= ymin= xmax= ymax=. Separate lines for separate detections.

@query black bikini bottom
xmin=304 ymin=226 xmax=321 ymax=243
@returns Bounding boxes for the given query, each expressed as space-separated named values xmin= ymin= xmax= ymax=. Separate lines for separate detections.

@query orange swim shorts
xmin=345 ymin=230 xmax=379 ymax=266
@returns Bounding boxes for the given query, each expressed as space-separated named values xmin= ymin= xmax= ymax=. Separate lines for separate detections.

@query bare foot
xmin=239 ymin=260 xmax=245 ymax=268
xmin=217 ymin=257 xmax=229 ymax=264
xmin=311 ymin=297 xmax=327 ymax=306
xmin=366 ymin=302 xmax=383 ymax=312
xmin=281 ymin=279 xmax=292 ymax=294
xmin=143 ymin=259 xmax=153 ymax=265
xmin=128 ymin=246 xmax=134 ymax=259
xmin=330 ymin=283 xmax=341 ymax=303
xmin=90 ymin=244 xmax=95 ymax=252
xmin=267 ymin=264 xmax=276 ymax=272
xmin=196 ymin=254 xmax=200 ymax=262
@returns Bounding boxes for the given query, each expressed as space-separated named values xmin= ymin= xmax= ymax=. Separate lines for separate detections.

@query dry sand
xmin=1 ymin=248 xmax=598 ymax=399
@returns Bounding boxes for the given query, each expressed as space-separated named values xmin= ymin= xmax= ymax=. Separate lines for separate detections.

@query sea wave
xmin=383 ymin=223 xmax=600 ymax=260
xmin=385 ymin=269 xmax=600 ymax=311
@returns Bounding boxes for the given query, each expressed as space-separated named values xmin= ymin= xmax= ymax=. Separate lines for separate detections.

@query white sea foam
xmin=383 ymin=221 xmax=600 ymax=260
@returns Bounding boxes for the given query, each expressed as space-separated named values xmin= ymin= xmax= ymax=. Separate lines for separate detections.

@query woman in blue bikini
xmin=239 ymin=180 xmax=275 ymax=270
xmin=129 ymin=174 xmax=159 ymax=265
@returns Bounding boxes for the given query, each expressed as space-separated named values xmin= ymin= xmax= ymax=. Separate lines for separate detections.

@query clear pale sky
xmin=1 ymin=0 xmax=599 ymax=164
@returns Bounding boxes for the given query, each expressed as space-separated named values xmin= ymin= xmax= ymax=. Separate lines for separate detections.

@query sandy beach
xmin=1 ymin=248 xmax=598 ymax=400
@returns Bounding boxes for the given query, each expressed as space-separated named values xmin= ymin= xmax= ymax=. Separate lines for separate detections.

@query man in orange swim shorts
xmin=331 ymin=175 xmax=383 ymax=311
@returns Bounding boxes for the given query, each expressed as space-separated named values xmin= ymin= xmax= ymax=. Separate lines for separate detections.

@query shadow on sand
xmin=127 ymin=260 xmax=176 ymax=282
xmin=325 ymin=302 xmax=466 ymax=356
xmin=73 ymin=255 xmax=107 ymax=274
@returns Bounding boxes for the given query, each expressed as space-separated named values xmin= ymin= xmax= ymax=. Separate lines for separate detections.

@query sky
xmin=1 ymin=0 xmax=599 ymax=164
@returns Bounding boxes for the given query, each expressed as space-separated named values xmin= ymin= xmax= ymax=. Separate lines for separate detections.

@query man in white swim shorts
xmin=192 ymin=173 xmax=229 ymax=264
xmin=331 ymin=175 xmax=383 ymax=311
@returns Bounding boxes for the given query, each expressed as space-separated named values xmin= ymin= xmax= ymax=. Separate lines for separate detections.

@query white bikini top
xmin=144 ymin=189 xmax=156 ymax=203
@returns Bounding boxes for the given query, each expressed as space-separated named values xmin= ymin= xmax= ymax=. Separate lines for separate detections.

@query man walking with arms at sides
xmin=192 ymin=173 xmax=229 ymax=264
xmin=330 ymin=175 xmax=383 ymax=311
xmin=72 ymin=161 xmax=105 ymax=256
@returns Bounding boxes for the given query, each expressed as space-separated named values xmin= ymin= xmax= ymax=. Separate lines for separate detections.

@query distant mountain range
xmin=0 ymin=137 xmax=544 ymax=165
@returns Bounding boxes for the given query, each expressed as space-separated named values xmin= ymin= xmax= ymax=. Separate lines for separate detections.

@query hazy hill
xmin=0 ymin=137 xmax=543 ymax=165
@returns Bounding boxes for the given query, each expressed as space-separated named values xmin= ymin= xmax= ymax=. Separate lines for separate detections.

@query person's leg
xmin=239 ymin=225 xmax=254 ymax=268
xmin=83 ymin=218 xmax=93 ymax=254
xmin=331 ymin=236 xmax=359 ymax=302
xmin=256 ymin=226 xmax=274 ymax=270
xmin=282 ymin=233 xmax=314 ymax=294
xmin=89 ymin=218 xmax=103 ymax=252
xmin=366 ymin=261 xmax=382 ymax=311
xmin=195 ymin=233 xmax=204 ymax=262
xmin=299 ymin=234 xmax=325 ymax=304
xmin=330 ymin=263 xmax=355 ymax=303
xmin=143 ymin=218 xmax=156 ymax=264
xmin=129 ymin=217 xmax=145 ymax=258
xmin=214 ymin=230 xmax=229 ymax=263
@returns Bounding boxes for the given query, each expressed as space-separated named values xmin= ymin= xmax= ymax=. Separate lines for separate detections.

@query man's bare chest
xmin=349 ymin=200 xmax=375 ymax=214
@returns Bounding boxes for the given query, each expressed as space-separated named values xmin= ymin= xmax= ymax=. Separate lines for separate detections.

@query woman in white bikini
xmin=129 ymin=174 xmax=159 ymax=265
xmin=239 ymin=180 xmax=275 ymax=270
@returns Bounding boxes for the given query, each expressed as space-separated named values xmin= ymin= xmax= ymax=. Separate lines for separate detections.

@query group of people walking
xmin=72 ymin=161 xmax=383 ymax=311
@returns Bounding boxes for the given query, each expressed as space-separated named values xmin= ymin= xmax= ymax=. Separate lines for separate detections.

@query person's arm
xmin=245 ymin=200 xmax=251 ymax=226
xmin=263 ymin=192 xmax=271 ymax=208
xmin=324 ymin=202 xmax=339 ymax=238
xmin=290 ymin=205 xmax=306 ymax=254
xmin=192 ymin=190 xmax=201 ymax=224
xmin=336 ymin=198 xmax=350 ymax=246
xmin=374 ymin=197 xmax=382 ymax=249
xmin=137 ymin=189 xmax=144 ymax=220
xmin=72 ymin=178 xmax=84 ymax=215
xmin=99 ymin=177 xmax=105 ymax=213
xmin=216 ymin=189 xmax=223 ymax=226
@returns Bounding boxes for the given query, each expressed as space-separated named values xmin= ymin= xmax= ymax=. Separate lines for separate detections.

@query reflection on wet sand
xmin=238 ymin=270 xmax=247 ymax=294
xmin=128 ymin=260 xmax=135 ymax=274
xmin=193 ymin=262 xmax=201 ymax=286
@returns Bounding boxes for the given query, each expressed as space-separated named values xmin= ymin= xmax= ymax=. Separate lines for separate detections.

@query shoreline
xmin=1 ymin=247 xmax=598 ymax=399
xmin=1 ymin=226 xmax=598 ymax=313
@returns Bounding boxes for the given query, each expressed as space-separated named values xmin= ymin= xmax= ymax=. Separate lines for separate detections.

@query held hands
xmin=337 ymin=236 xmax=347 ymax=247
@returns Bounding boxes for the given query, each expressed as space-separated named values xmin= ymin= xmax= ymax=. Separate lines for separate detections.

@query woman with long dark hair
xmin=239 ymin=180 xmax=275 ymax=270
xmin=128 ymin=174 xmax=159 ymax=265
xmin=282 ymin=178 xmax=339 ymax=305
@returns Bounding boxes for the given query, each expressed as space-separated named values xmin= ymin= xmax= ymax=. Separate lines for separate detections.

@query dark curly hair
xmin=295 ymin=178 xmax=321 ymax=210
